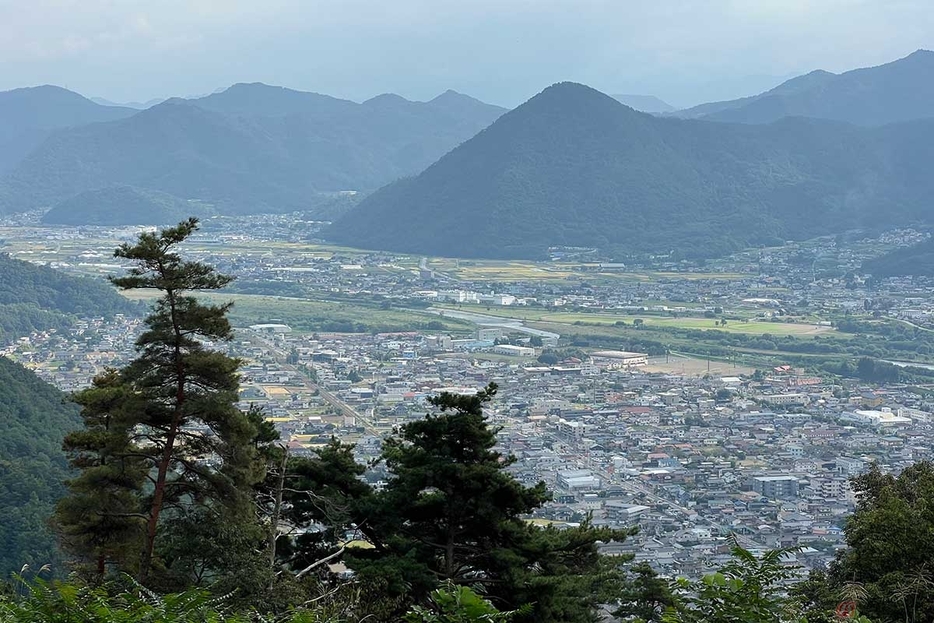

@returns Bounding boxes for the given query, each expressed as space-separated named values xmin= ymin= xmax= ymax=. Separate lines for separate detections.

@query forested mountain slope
xmin=41 ymin=185 xmax=200 ymax=226
xmin=0 ymin=85 xmax=134 ymax=175
xmin=863 ymin=238 xmax=934 ymax=277
xmin=0 ymin=83 xmax=505 ymax=216
xmin=0 ymin=254 xmax=135 ymax=341
xmin=0 ymin=356 xmax=77 ymax=577
xmin=326 ymin=82 xmax=934 ymax=260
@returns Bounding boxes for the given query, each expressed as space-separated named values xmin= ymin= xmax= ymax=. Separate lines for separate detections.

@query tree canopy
xmin=0 ymin=356 xmax=77 ymax=578
xmin=55 ymin=219 xmax=268 ymax=592
xmin=0 ymin=254 xmax=135 ymax=342
xmin=281 ymin=384 xmax=633 ymax=622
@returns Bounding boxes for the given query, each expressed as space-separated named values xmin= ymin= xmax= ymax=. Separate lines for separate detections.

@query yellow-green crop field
xmin=426 ymin=257 xmax=747 ymax=283
xmin=433 ymin=304 xmax=830 ymax=336
xmin=123 ymin=291 xmax=472 ymax=333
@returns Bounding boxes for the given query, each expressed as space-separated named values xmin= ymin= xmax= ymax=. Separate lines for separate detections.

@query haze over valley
xmin=3 ymin=2 xmax=934 ymax=621
xmin=3 ymin=50 xmax=934 ymax=263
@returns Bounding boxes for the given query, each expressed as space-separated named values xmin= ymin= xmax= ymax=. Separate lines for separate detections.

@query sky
xmin=0 ymin=0 xmax=932 ymax=108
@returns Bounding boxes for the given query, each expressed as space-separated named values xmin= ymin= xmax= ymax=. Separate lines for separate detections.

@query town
xmin=4 ymin=212 xmax=934 ymax=582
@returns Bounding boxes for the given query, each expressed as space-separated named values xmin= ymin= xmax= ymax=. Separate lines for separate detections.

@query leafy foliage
xmin=0 ymin=577 xmax=529 ymax=623
xmin=54 ymin=219 xmax=268 ymax=589
xmin=663 ymin=539 xmax=805 ymax=623
xmin=614 ymin=562 xmax=674 ymax=622
xmin=282 ymin=384 xmax=632 ymax=622
xmin=820 ymin=461 xmax=934 ymax=623
xmin=0 ymin=579 xmax=249 ymax=623
xmin=404 ymin=583 xmax=527 ymax=623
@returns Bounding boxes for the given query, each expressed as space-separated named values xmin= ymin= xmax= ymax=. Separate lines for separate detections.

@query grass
xmin=426 ymin=258 xmax=748 ymax=283
xmin=434 ymin=304 xmax=829 ymax=336
xmin=123 ymin=290 xmax=475 ymax=334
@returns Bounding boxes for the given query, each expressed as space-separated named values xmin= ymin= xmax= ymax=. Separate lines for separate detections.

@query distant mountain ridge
xmin=0 ymin=83 xmax=506 ymax=217
xmin=326 ymin=81 xmax=934 ymax=260
xmin=41 ymin=185 xmax=201 ymax=226
xmin=3 ymin=50 xmax=933 ymax=226
xmin=611 ymin=94 xmax=675 ymax=113
xmin=91 ymin=96 xmax=166 ymax=109
xmin=0 ymin=85 xmax=135 ymax=174
xmin=675 ymin=50 xmax=934 ymax=126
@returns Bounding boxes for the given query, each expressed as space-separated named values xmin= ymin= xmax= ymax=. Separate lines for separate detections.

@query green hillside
xmin=0 ymin=254 xmax=136 ymax=341
xmin=326 ymin=82 xmax=934 ymax=260
xmin=863 ymin=237 xmax=934 ymax=277
xmin=41 ymin=185 xmax=201 ymax=226
xmin=0 ymin=356 xmax=77 ymax=577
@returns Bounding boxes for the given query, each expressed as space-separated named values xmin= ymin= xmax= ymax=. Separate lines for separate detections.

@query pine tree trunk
xmin=138 ymin=289 xmax=185 ymax=583
xmin=139 ymin=421 xmax=180 ymax=582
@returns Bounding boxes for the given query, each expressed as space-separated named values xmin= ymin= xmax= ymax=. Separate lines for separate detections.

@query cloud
xmin=0 ymin=0 xmax=930 ymax=104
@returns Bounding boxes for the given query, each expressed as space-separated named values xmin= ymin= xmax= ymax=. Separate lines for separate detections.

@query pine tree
xmin=55 ymin=370 xmax=147 ymax=579
xmin=284 ymin=383 xmax=632 ymax=622
xmin=56 ymin=219 xmax=264 ymax=585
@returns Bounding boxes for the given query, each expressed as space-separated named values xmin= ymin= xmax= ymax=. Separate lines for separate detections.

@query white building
xmin=493 ymin=344 xmax=535 ymax=357
xmin=590 ymin=350 xmax=648 ymax=368
xmin=557 ymin=469 xmax=601 ymax=490
xmin=846 ymin=408 xmax=912 ymax=428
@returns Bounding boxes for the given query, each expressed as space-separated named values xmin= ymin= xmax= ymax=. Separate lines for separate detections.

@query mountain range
xmin=325 ymin=81 xmax=934 ymax=259
xmin=0 ymin=83 xmax=505 ymax=216
xmin=91 ymin=96 xmax=166 ymax=109
xmin=0 ymin=85 xmax=135 ymax=175
xmin=674 ymin=49 xmax=934 ymax=126
xmin=611 ymin=94 xmax=675 ymax=114
xmin=2 ymin=50 xmax=934 ymax=260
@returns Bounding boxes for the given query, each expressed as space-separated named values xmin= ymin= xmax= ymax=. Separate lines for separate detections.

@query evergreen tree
xmin=284 ymin=383 xmax=631 ymax=622
xmin=615 ymin=562 xmax=675 ymax=622
xmin=55 ymin=370 xmax=147 ymax=579
xmin=55 ymin=219 xmax=264 ymax=586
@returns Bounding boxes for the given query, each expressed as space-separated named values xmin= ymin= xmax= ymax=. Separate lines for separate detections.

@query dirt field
xmin=642 ymin=355 xmax=755 ymax=376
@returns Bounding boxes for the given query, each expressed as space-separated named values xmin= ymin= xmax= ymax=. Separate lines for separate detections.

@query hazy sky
xmin=0 ymin=0 xmax=931 ymax=108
